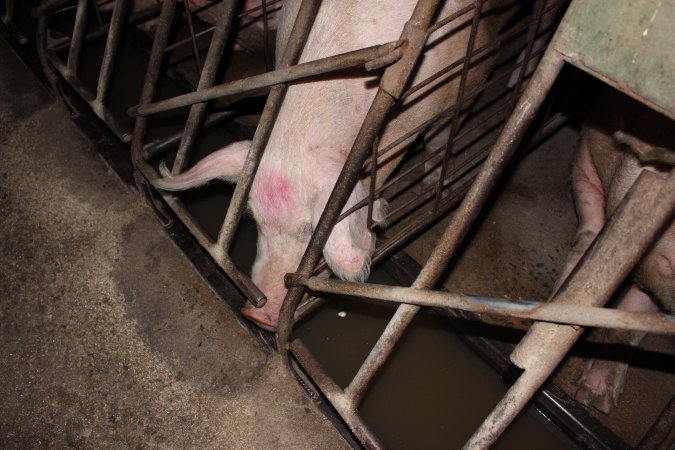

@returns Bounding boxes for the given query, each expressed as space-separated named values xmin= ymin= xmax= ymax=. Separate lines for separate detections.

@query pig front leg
xmin=575 ymin=285 xmax=658 ymax=414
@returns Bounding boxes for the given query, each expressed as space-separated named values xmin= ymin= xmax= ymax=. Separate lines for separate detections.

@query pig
xmin=155 ymin=0 xmax=519 ymax=331
xmin=555 ymin=88 xmax=674 ymax=414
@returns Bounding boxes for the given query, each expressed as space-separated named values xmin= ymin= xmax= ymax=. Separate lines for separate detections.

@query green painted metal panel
xmin=557 ymin=0 xmax=674 ymax=119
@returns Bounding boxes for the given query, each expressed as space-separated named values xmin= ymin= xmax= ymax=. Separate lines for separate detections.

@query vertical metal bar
xmin=277 ymin=0 xmax=442 ymax=358
xmin=94 ymin=0 xmax=130 ymax=116
xmin=367 ymin=137 xmax=379 ymax=230
xmin=261 ymin=0 xmax=272 ymax=71
xmin=213 ymin=0 xmax=321 ymax=259
xmin=344 ymin=45 xmax=566 ymax=408
xmin=508 ymin=0 xmax=547 ymax=107
xmin=66 ymin=0 xmax=90 ymax=79
xmin=131 ymin=0 xmax=178 ymax=166
xmin=182 ymin=0 xmax=203 ymax=74
xmin=90 ymin=0 xmax=103 ymax=26
xmin=432 ymin=0 xmax=484 ymax=213
xmin=171 ymin=1 xmax=238 ymax=174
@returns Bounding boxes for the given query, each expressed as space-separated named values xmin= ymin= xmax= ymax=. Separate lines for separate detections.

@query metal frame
xmin=29 ymin=0 xmax=675 ymax=448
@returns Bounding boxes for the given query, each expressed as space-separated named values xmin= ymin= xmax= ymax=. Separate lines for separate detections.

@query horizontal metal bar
xmin=286 ymin=276 xmax=675 ymax=335
xmin=132 ymin=40 xmax=402 ymax=117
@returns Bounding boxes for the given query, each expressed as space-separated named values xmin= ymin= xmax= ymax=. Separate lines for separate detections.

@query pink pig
xmin=156 ymin=0 xmax=517 ymax=331
xmin=557 ymin=88 xmax=674 ymax=413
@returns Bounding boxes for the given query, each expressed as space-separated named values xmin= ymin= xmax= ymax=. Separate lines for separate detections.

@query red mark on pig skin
xmin=251 ymin=171 xmax=295 ymax=230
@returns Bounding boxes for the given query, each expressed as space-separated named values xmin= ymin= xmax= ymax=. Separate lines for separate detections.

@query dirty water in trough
xmin=50 ymin=13 xmax=587 ymax=449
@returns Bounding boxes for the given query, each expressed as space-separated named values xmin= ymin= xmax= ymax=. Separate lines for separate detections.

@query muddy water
xmin=66 ymin=22 xmax=577 ymax=449
xmin=295 ymin=270 xmax=578 ymax=450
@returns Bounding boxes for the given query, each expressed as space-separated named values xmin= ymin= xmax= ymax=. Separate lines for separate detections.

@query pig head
xmin=155 ymin=141 xmax=382 ymax=331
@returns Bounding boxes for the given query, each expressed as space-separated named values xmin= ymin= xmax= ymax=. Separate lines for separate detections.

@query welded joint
xmin=379 ymin=20 xmax=428 ymax=99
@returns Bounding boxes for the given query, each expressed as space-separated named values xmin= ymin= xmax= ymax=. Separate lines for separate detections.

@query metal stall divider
xmin=276 ymin=0 xmax=675 ymax=448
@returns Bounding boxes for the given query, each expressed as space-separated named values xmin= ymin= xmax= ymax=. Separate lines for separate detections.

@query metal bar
xmin=213 ymin=0 xmax=321 ymax=260
xmin=142 ymin=110 xmax=237 ymax=160
xmin=132 ymin=40 xmax=402 ymax=117
xmin=286 ymin=276 xmax=675 ymax=335
xmin=277 ymin=0 xmax=443 ymax=366
xmin=65 ymin=0 xmax=90 ymax=78
xmin=508 ymin=0 xmax=547 ymax=107
xmin=466 ymin=168 xmax=675 ymax=449
xmin=344 ymin=45 xmax=565 ymax=409
xmin=94 ymin=0 xmax=130 ymax=116
xmin=47 ymin=51 xmax=132 ymax=142
xmin=290 ymin=339 xmax=385 ymax=449
xmin=171 ymin=1 xmax=238 ymax=174
xmin=261 ymin=0 xmax=272 ymax=71
xmin=432 ymin=0 xmax=485 ymax=213
xmin=182 ymin=0 xmax=202 ymax=74
xmin=90 ymin=0 xmax=103 ymax=26
xmin=130 ymin=0 xmax=177 ymax=166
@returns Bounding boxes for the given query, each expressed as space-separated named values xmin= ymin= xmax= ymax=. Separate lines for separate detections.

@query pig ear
xmin=312 ymin=181 xmax=381 ymax=282
xmin=154 ymin=140 xmax=250 ymax=191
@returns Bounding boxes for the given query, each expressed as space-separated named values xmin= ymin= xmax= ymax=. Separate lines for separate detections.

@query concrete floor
xmin=0 ymin=39 xmax=348 ymax=449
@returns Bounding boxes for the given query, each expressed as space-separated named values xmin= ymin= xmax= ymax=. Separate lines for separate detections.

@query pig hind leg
xmin=575 ymin=286 xmax=658 ymax=414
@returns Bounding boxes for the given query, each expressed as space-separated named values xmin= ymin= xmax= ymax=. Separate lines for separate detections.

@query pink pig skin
xmin=156 ymin=0 xmax=518 ymax=331
xmin=556 ymin=89 xmax=674 ymax=414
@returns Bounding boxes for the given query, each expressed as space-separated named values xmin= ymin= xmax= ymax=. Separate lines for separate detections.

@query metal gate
xmin=24 ymin=0 xmax=675 ymax=448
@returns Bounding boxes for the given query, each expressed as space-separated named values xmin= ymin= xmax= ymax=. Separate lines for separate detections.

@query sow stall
xmin=5 ymin=0 xmax=673 ymax=448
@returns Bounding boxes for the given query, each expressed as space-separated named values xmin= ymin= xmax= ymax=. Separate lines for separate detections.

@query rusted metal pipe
xmin=286 ymin=275 xmax=675 ymax=335
xmin=171 ymin=1 xmax=238 ymax=174
xmin=132 ymin=40 xmax=402 ymax=117
xmin=94 ymin=0 xmax=130 ymax=116
xmin=65 ymin=0 xmax=89 ymax=79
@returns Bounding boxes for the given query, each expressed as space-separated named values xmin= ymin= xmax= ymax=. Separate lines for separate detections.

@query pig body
xmin=559 ymin=89 xmax=674 ymax=413
xmin=157 ymin=0 xmax=517 ymax=331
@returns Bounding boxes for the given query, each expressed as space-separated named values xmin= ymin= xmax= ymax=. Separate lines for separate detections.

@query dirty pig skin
xmin=156 ymin=0 xmax=518 ymax=331
xmin=555 ymin=88 xmax=674 ymax=414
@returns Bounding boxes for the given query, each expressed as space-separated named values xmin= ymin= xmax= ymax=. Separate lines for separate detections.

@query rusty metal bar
xmin=130 ymin=0 xmax=177 ymax=166
xmin=142 ymin=110 xmax=237 ymax=160
xmin=277 ymin=0 xmax=443 ymax=360
xmin=432 ymin=0 xmax=485 ymax=212
xmin=286 ymin=276 xmax=675 ymax=335
xmin=261 ymin=0 xmax=272 ymax=71
xmin=171 ymin=1 xmax=238 ymax=174
xmin=132 ymin=40 xmax=402 ymax=117
xmin=93 ymin=0 xmax=130 ymax=116
xmin=213 ymin=0 xmax=321 ymax=259
xmin=508 ymin=0 xmax=547 ymax=107
xmin=343 ymin=44 xmax=566 ymax=409
xmin=466 ymin=168 xmax=675 ymax=449
xmin=47 ymin=52 xmax=132 ymax=142
xmin=65 ymin=0 xmax=89 ymax=78
xmin=182 ymin=0 xmax=202 ymax=74
xmin=290 ymin=339 xmax=385 ymax=449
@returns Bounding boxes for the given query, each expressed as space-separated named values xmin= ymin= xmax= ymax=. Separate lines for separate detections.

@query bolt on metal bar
xmin=132 ymin=40 xmax=402 ymax=117
xmin=343 ymin=41 xmax=566 ymax=410
xmin=287 ymin=276 xmax=675 ymax=335
xmin=94 ymin=0 xmax=130 ymax=116
xmin=171 ymin=1 xmax=238 ymax=175
xmin=277 ymin=0 xmax=443 ymax=366
xmin=466 ymin=168 xmax=675 ymax=449
xmin=213 ymin=0 xmax=321 ymax=258
xmin=65 ymin=0 xmax=90 ymax=79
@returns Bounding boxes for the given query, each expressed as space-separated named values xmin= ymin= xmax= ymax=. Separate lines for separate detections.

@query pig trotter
xmin=575 ymin=356 xmax=630 ymax=415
